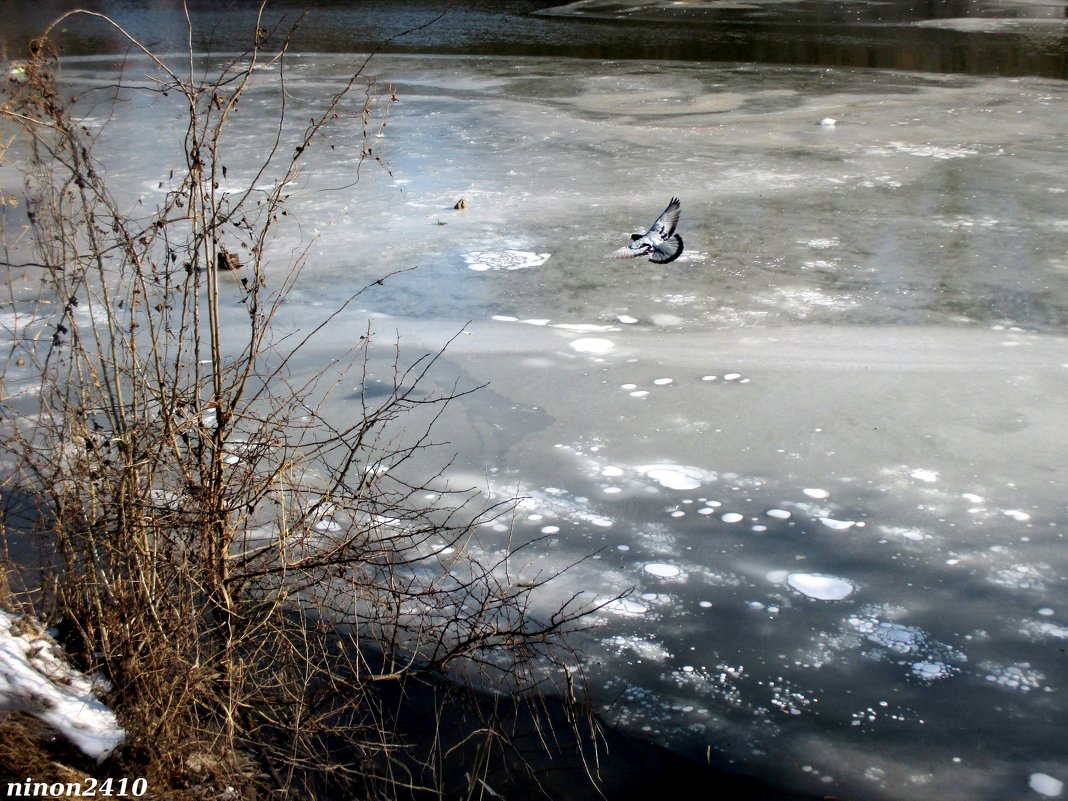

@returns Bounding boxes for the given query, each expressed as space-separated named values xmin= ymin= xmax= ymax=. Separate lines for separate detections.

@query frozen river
xmin=3 ymin=3 xmax=1068 ymax=800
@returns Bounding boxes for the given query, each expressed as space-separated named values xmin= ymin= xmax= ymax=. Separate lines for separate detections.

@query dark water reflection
xmin=3 ymin=0 xmax=1068 ymax=79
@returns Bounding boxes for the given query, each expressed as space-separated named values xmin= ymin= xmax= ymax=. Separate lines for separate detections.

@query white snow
xmin=0 ymin=609 xmax=125 ymax=761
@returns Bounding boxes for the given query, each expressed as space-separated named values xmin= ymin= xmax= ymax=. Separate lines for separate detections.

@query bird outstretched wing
xmin=608 ymin=198 xmax=684 ymax=263
xmin=650 ymin=197 xmax=681 ymax=240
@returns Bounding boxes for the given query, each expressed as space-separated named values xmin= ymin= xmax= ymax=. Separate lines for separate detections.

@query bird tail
xmin=649 ymin=234 xmax=683 ymax=264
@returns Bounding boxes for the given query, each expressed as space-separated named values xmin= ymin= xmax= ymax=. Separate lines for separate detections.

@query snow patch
xmin=0 ymin=610 xmax=125 ymax=761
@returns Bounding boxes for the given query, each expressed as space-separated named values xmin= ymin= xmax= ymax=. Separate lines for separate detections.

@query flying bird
xmin=609 ymin=197 xmax=684 ymax=264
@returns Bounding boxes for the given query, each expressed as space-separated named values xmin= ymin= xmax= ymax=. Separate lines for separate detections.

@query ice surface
xmin=9 ymin=51 xmax=1068 ymax=801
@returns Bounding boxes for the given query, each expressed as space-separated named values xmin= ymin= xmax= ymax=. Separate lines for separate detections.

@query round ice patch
xmin=1030 ymin=773 xmax=1064 ymax=798
xmin=636 ymin=464 xmax=716 ymax=490
xmin=463 ymin=250 xmax=550 ymax=271
xmin=644 ymin=563 xmax=683 ymax=579
xmin=786 ymin=572 xmax=856 ymax=601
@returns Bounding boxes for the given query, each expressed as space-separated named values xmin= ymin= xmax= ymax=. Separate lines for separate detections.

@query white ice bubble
xmin=724 ymin=373 xmax=742 ymax=381
xmin=766 ymin=508 xmax=792 ymax=520
xmin=786 ymin=573 xmax=856 ymax=601
xmin=464 ymin=250 xmax=550 ymax=271
xmin=1004 ymin=509 xmax=1032 ymax=522
xmin=630 ymin=390 xmax=650 ymax=397
xmin=1038 ymin=608 xmax=1055 ymax=616
xmin=644 ymin=563 xmax=683 ymax=579
xmin=650 ymin=313 xmax=684 ymax=326
xmin=570 ymin=337 xmax=615 ymax=355
xmin=636 ymin=464 xmax=717 ymax=491
xmin=911 ymin=661 xmax=956 ymax=682
xmin=617 ymin=315 xmax=638 ymax=324
xmin=540 ymin=525 xmax=560 ymax=534
xmin=492 ymin=315 xmax=519 ymax=322
xmin=910 ymin=468 xmax=939 ymax=482
xmin=701 ymin=375 xmax=717 ymax=381
xmin=981 ymin=662 xmax=1044 ymax=692
xmin=1032 ymin=622 xmax=1068 ymax=639
xmin=601 ymin=466 xmax=624 ymax=477
xmin=1030 ymin=773 xmax=1064 ymax=797
xmin=653 ymin=378 xmax=674 ymax=385
xmin=603 ymin=598 xmax=649 ymax=617
xmin=850 ymin=616 xmax=929 ymax=654
xmin=820 ymin=517 xmax=857 ymax=531
xmin=721 ymin=512 xmax=744 ymax=523
xmin=803 ymin=488 xmax=830 ymax=499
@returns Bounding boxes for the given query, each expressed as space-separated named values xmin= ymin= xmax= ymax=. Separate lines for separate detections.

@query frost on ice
xmin=463 ymin=250 xmax=550 ymax=271
xmin=0 ymin=609 xmax=124 ymax=761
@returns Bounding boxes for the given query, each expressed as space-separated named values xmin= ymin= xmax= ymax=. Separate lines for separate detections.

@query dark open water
xmin=4 ymin=0 xmax=1068 ymax=79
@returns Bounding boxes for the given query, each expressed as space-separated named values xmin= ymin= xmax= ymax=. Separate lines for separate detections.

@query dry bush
xmin=0 ymin=7 xmax=607 ymax=798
